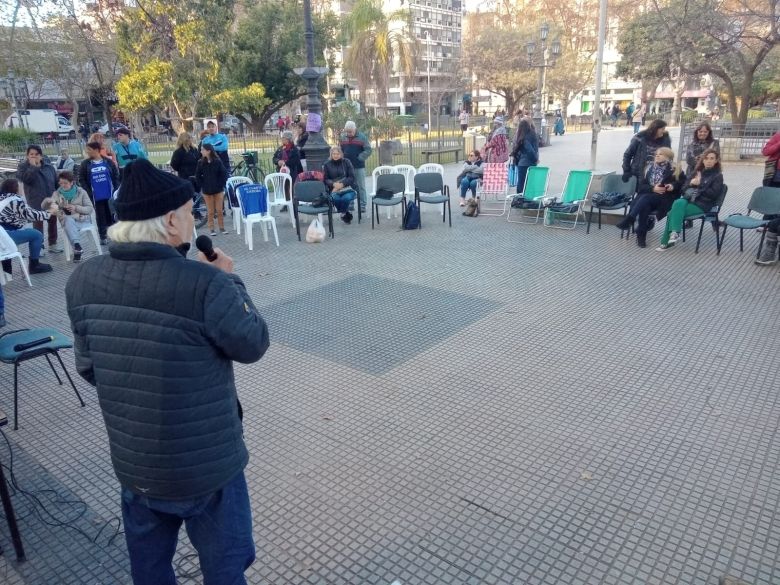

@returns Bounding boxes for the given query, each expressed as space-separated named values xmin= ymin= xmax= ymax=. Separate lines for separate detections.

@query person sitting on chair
xmin=456 ymin=150 xmax=484 ymax=206
xmin=616 ymin=147 xmax=685 ymax=248
xmin=657 ymin=148 xmax=723 ymax=251
xmin=0 ymin=178 xmax=54 ymax=274
xmin=42 ymin=171 xmax=95 ymax=262
xmin=322 ymin=146 xmax=357 ymax=224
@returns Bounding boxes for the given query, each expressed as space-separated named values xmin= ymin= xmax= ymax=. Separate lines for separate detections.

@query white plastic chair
xmin=0 ymin=228 xmax=32 ymax=287
xmin=226 ymin=176 xmax=253 ymax=235
xmin=238 ymin=184 xmax=279 ymax=249
xmin=64 ymin=210 xmax=102 ymax=261
xmin=264 ymin=173 xmax=294 ymax=227
xmin=417 ymin=163 xmax=445 ymax=215
xmin=392 ymin=165 xmax=416 ymax=218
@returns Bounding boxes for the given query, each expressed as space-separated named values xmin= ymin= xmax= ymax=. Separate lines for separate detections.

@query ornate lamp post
xmin=526 ymin=23 xmax=560 ymax=144
xmin=294 ymin=0 xmax=330 ymax=172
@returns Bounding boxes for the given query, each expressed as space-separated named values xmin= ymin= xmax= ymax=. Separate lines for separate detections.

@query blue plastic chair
xmin=0 ymin=328 xmax=85 ymax=429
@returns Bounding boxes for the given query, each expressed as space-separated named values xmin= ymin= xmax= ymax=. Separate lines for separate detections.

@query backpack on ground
xmin=403 ymin=200 xmax=420 ymax=230
xmin=463 ymin=197 xmax=479 ymax=217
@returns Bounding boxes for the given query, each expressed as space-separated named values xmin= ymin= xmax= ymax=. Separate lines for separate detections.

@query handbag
xmin=305 ymin=217 xmax=326 ymax=243
xmin=375 ymin=187 xmax=395 ymax=199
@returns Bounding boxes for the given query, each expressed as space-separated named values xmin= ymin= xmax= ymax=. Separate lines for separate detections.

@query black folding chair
xmin=414 ymin=172 xmax=451 ymax=228
xmin=372 ymin=173 xmax=406 ymax=229
xmin=293 ymin=181 xmax=334 ymax=241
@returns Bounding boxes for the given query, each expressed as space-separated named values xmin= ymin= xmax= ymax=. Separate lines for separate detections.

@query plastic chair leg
xmin=17 ymin=256 xmax=31 ymax=287
xmin=270 ymin=220 xmax=279 ymax=247
xmin=89 ymin=228 xmax=102 ymax=255
xmin=246 ymin=223 xmax=254 ymax=250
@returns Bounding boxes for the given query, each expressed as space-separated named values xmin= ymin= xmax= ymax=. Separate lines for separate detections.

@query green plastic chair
xmin=507 ymin=166 xmax=551 ymax=224
xmin=545 ymin=170 xmax=593 ymax=230
xmin=717 ymin=186 xmax=780 ymax=256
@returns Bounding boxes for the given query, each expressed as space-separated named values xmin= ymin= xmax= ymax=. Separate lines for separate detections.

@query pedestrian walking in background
xmin=631 ymin=104 xmax=646 ymax=134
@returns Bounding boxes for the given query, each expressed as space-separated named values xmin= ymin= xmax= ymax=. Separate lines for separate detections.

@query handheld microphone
xmin=14 ymin=336 xmax=54 ymax=352
xmin=195 ymin=235 xmax=218 ymax=262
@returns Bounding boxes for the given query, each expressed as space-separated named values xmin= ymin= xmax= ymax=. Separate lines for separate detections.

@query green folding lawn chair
xmin=544 ymin=170 xmax=593 ymax=230
xmin=507 ymin=166 xmax=551 ymax=224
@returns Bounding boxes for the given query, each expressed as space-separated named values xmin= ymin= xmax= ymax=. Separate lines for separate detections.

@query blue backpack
xmin=403 ymin=200 xmax=420 ymax=230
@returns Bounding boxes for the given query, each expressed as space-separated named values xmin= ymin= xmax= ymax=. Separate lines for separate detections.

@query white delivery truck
xmin=4 ymin=109 xmax=76 ymax=137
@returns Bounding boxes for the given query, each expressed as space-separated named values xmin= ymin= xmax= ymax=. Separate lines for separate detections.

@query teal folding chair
xmin=544 ymin=170 xmax=593 ymax=230
xmin=0 ymin=328 xmax=85 ymax=429
xmin=507 ymin=166 xmax=551 ymax=224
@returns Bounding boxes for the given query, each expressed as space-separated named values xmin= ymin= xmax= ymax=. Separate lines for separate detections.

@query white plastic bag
xmin=305 ymin=217 xmax=326 ymax=243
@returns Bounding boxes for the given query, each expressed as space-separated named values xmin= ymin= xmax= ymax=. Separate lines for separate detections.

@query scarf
xmin=649 ymin=161 xmax=670 ymax=186
xmin=58 ymin=185 xmax=79 ymax=202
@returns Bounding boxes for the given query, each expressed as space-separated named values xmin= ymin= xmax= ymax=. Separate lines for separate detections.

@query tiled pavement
xmin=0 ymin=128 xmax=778 ymax=584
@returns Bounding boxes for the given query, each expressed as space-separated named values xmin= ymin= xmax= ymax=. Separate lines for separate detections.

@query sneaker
xmin=221 ymin=229 xmax=229 ymax=235
xmin=755 ymin=257 xmax=778 ymax=266
xmin=48 ymin=244 xmax=64 ymax=253
xmin=668 ymin=231 xmax=680 ymax=244
xmin=655 ymin=244 xmax=670 ymax=251
xmin=73 ymin=243 xmax=82 ymax=262
xmin=459 ymin=199 xmax=466 ymax=207
xmin=341 ymin=211 xmax=353 ymax=224
xmin=210 ymin=230 xmax=218 ymax=236
xmin=29 ymin=260 xmax=53 ymax=274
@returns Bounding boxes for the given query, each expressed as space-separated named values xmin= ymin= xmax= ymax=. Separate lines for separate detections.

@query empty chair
xmin=392 ymin=164 xmax=416 ymax=218
xmin=507 ymin=166 xmax=551 ymax=224
xmin=264 ymin=172 xmax=294 ymax=227
xmin=544 ymin=170 xmax=593 ymax=229
xmin=477 ymin=161 xmax=510 ymax=216
xmin=418 ymin=163 xmax=444 ymax=177
xmin=225 ymin=176 xmax=253 ymax=235
xmin=718 ymin=186 xmax=780 ymax=256
xmin=238 ymin=183 xmax=279 ymax=249
xmin=369 ymin=166 xmax=396 ymax=221
xmin=372 ymin=173 xmax=406 ymax=229
xmin=293 ymin=181 xmax=334 ymax=241
xmin=414 ymin=172 xmax=451 ymax=228
xmin=586 ymin=174 xmax=637 ymax=234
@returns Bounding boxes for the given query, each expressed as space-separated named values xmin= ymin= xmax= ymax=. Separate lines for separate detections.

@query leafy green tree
xmin=223 ymin=0 xmax=339 ymax=130
xmin=343 ymin=0 xmax=418 ymax=114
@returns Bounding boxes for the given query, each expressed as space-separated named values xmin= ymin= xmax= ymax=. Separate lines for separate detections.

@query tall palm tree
xmin=343 ymin=0 xmax=417 ymax=114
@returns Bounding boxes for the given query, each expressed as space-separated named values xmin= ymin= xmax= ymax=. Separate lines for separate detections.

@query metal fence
xmin=678 ymin=119 xmax=780 ymax=162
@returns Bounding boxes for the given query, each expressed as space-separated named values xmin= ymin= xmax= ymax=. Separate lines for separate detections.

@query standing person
xmin=761 ymin=130 xmax=780 ymax=188
xmin=631 ymin=104 xmax=646 ymax=134
xmin=170 ymin=132 xmax=201 ymax=182
xmin=610 ymin=104 xmax=621 ymax=127
xmin=339 ymin=121 xmax=372 ymax=214
xmin=296 ymin=116 xmax=309 ymax=171
xmin=273 ymin=131 xmax=303 ymax=181
xmin=17 ymin=145 xmax=61 ymax=253
xmin=458 ymin=109 xmax=470 ymax=132
xmin=622 ymin=119 xmax=671 ymax=185
xmin=79 ymin=123 xmax=90 ymax=142
xmin=114 ymin=128 xmax=148 ymax=172
xmin=322 ymin=146 xmax=357 ymax=223
xmin=89 ymin=132 xmax=117 ymax=167
xmin=455 ymin=150 xmax=483 ymax=205
xmin=56 ymin=149 xmax=76 ymax=173
xmin=482 ymin=117 xmax=509 ymax=164
xmin=625 ymin=103 xmax=635 ymax=127
xmin=195 ymin=144 xmax=229 ymax=236
xmin=510 ymin=118 xmax=539 ymax=193
xmin=276 ymin=115 xmax=285 ymax=136
xmin=685 ymin=121 xmax=720 ymax=177
xmin=44 ymin=171 xmax=95 ymax=262
xmin=65 ymin=160 xmax=269 ymax=585
xmin=201 ymin=121 xmax=231 ymax=173
xmin=657 ymin=148 xmax=723 ymax=251
xmin=0 ymin=178 xmax=54 ymax=273
xmin=79 ymin=141 xmax=120 ymax=245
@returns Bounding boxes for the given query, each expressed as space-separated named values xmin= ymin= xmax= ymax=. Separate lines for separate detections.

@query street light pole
xmin=425 ymin=31 xmax=432 ymax=136
xmin=295 ymin=0 xmax=330 ymax=172
xmin=590 ymin=0 xmax=608 ymax=169
xmin=526 ymin=23 xmax=560 ymax=145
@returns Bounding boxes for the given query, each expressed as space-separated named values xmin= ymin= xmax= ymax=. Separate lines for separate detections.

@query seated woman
xmin=616 ymin=147 xmax=685 ymax=248
xmin=0 ymin=178 xmax=53 ymax=274
xmin=657 ymin=148 xmax=724 ymax=251
xmin=322 ymin=146 xmax=357 ymax=224
xmin=456 ymin=150 xmax=484 ymax=206
xmin=41 ymin=170 xmax=95 ymax=262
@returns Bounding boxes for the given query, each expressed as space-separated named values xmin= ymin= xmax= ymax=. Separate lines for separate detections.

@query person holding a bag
xmin=322 ymin=146 xmax=357 ymax=224
xmin=615 ymin=147 xmax=685 ymax=248
xmin=195 ymin=144 xmax=229 ymax=236
xmin=657 ymin=148 xmax=723 ymax=251
xmin=510 ymin=119 xmax=539 ymax=194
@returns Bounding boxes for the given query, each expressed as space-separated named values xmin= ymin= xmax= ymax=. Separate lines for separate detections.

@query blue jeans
xmin=633 ymin=122 xmax=641 ymax=134
xmin=460 ymin=177 xmax=478 ymax=198
xmin=330 ymin=190 xmax=356 ymax=213
xmin=515 ymin=166 xmax=530 ymax=194
xmin=121 ymin=471 xmax=255 ymax=585
xmin=6 ymin=227 xmax=42 ymax=260
xmin=353 ymin=167 xmax=367 ymax=209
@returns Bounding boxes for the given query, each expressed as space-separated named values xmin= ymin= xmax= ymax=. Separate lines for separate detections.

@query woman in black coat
xmin=322 ymin=146 xmax=357 ymax=223
xmin=170 ymin=132 xmax=201 ymax=184
xmin=272 ymin=131 xmax=303 ymax=181
xmin=616 ymin=147 xmax=685 ymax=248
xmin=195 ymin=144 xmax=229 ymax=235
xmin=622 ymin=119 xmax=672 ymax=184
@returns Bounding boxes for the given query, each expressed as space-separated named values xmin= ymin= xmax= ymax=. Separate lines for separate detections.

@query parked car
xmin=99 ymin=121 xmax=129 ymax=135
xmin=220 ymin=114 xmax=241 ymax=133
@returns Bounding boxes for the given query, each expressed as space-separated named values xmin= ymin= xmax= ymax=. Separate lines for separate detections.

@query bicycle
xmin=232 ymin=151 xmax=266 ymax=183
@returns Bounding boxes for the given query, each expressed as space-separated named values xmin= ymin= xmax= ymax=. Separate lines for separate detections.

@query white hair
xmin=344 ymin=121 xmax=357 ymax=131
xmin=107 ymin=215 xmax=169 ymax=244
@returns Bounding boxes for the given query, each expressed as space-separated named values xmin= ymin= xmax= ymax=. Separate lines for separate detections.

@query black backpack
xmin=403 ymin=200 xmax=420 ymax=229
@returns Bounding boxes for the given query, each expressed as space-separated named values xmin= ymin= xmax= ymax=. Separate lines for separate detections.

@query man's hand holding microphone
xmin=195 ymin=235 xmax=233 ymax=273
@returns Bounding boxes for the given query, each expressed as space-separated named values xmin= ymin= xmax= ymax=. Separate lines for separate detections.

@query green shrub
xmin=0 ymin=128 xmax=39 ymax=154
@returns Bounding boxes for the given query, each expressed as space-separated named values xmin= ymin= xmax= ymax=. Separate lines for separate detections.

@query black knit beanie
xmin=114 ymin=159 xmax=193 ymax=221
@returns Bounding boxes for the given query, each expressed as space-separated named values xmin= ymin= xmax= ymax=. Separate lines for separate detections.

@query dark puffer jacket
xmin=17 ymin=159 xmax=57 ymax=210
xmin=66 ymin=242 xmax=269 ymax=500
xmin=622 ymin=130 xmax=672 ymax=181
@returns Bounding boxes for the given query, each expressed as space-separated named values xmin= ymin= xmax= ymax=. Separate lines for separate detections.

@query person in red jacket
xmin=762 ymin=131 xmax=780 ymax=188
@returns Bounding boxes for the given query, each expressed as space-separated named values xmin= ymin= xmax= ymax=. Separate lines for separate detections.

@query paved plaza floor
xmin=0 ymin=127 xmax=778 ymax=585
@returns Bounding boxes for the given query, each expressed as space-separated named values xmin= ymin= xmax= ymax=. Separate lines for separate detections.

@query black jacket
xmin=635 ymin=164 xmax=686 ymax=220
xmin=170 ymin=146 xmax=201 ymax=180
xmin=322 ymin=158 xmax=355 ymax=192
xmin=195 ymin=157 xmax=229 ymax=195
xmin=78 ymin=157 xmax=121 ymax=201
xmin=684 ymin=168 xmax=724 ymax=211
xmin=272 ymin=145 xmax=303 ymax=181
xmin=622 ymin=130 xmax=672 ymax=181
xmin=16 ymin=159 xmax=57 ymax=210
xmin=65 ymin=242 xmax=269 ymax=499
